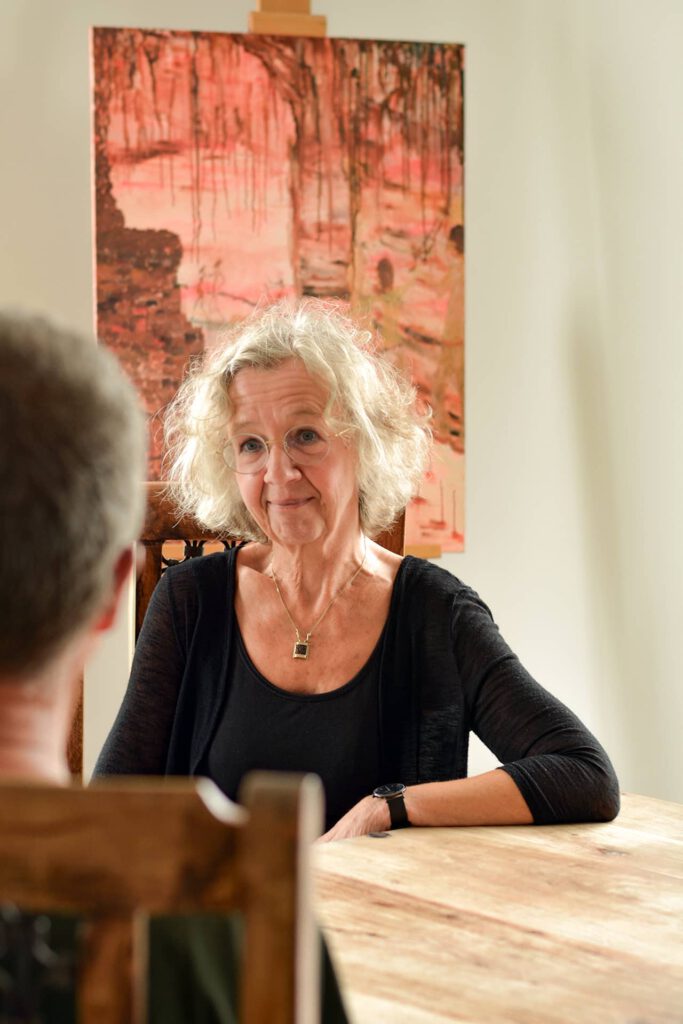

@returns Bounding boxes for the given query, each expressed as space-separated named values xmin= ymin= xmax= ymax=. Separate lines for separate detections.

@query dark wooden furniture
xmin=0 ymin=772 xmax=322 ymax=1024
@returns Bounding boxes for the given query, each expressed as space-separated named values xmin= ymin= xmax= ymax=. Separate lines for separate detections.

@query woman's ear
xmin=93 ymin=547 xmax=135 ymax=634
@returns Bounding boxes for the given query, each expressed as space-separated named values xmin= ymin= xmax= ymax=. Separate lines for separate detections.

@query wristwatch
xmin=372 ymin=783 xmax=410 ymax=829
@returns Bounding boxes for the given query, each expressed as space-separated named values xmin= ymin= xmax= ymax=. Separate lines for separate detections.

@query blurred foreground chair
xmin=0 ymin=771 xmax=322 ymax=1024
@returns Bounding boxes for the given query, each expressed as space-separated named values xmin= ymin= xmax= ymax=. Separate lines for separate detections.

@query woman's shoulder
xmin=395 ymin=556 xmax=494 ymax=620
xmin=151 ymin=547 xmax=241 ymax=638
xmin=161 ymin=545 xmax=239 ymax=594
xmin=399 ymin=555 xmax=471 ymax=596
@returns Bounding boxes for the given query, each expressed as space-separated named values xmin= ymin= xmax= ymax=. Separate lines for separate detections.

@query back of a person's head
xmin=0 ymin=311 xmax=146 ymax=676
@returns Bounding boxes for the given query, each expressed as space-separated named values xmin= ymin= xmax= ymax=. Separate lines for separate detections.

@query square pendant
xmin=293 ymin=641 xmax=310 ymax=659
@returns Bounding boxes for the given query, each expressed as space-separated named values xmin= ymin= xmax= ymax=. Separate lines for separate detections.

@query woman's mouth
xmin=267 ymin=497 xmax=313 ymax=509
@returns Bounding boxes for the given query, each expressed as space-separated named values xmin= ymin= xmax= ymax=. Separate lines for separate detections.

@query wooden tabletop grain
xmin=314 ymin=792 xmax=683 ymax=1024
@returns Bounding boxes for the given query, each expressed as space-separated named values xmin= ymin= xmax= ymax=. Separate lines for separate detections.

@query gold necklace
xmin=270 ymin=539 xmax=367 ymax=660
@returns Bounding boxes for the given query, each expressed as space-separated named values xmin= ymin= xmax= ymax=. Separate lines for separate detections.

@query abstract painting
xmin=93 ymin=28 xmax=465 ymax=552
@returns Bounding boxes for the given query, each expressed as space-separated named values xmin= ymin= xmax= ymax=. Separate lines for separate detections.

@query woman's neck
xmin=268 ymin=530 xmax=367 ymax=602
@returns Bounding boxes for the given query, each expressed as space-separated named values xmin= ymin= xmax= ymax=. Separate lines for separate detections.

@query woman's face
xmin=226 ymin=358 xmax=359 ymax=547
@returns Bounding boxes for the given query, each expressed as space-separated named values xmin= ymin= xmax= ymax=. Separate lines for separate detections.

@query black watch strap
xmin=373 ymin=783 xmax=410 ymax=829
xmin=387 ymin=792 xmax=409 ymax=829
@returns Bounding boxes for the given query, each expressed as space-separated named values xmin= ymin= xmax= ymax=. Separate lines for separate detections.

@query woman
xmin=95 ymin=301 xmax=619 ymax=837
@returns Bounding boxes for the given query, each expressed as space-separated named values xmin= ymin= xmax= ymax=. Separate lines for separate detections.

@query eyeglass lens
xmin=224 ymin=426 xmax=330 ymax=472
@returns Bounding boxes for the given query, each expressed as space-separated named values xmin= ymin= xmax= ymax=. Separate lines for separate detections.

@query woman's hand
xmin=317 ymin=794 xmax=391 ymax=843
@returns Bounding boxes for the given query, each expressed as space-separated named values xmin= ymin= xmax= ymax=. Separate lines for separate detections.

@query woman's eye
xmin=291 ymin=427 xmax=322 ymax=446
xmin=239 ymin=436 xmax=265 ymax=454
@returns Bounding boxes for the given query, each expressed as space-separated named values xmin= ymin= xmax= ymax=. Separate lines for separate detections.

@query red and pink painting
xmin=92 ymin=28 xmax=465 ymax=553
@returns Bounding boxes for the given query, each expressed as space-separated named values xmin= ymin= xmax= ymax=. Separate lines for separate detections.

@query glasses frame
xmin=221 ymin=425 xmax=353 ymax=474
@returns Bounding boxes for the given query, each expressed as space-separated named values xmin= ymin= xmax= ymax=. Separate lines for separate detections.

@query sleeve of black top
xmin=451 ymin=587 xmax=620 ymax=824
xmin=92 ymin=570 xmax=190 ymax=776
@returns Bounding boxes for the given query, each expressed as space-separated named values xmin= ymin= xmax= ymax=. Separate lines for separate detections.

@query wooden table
xmin=314 ymin=793 xmax=683 ymax=1023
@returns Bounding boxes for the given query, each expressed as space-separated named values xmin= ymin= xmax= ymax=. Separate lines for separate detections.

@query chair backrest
xmin=0 ymin=771 xmax=322 ymax=1024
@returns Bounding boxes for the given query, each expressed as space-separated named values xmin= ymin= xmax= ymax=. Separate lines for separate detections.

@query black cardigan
xmin=94 ymin=549 xmax=620 ymax=824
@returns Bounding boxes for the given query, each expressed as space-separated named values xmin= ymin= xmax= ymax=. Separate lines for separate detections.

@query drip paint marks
xmin=92 ymin=28 xmax=465 ymax=553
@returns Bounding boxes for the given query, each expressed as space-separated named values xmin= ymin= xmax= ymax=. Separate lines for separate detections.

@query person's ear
xmin=94 ymin=547 xmax=135 ymax=633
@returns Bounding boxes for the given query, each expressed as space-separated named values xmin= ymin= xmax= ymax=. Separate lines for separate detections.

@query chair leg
xmin=78 ymin=913 xmax=148 ymax=1024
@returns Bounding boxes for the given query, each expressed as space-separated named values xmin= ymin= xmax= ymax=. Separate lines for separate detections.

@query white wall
xmin=1 ymin=0 xmax=681 ymax=800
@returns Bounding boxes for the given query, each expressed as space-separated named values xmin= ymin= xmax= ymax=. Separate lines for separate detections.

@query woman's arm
xmin=92 ymin=570 xmax=188 ymax=776
xmin=319 ymin=770 xmax=532 ymax=841
xmin=320 ymin=580 xmax=619 ymax=841
xmin=452 ymin=588 xmax=620 ymax=824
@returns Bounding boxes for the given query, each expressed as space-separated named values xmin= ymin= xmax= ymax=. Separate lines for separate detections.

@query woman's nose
xmin=263 ymin=441 xmax=302 ymax=483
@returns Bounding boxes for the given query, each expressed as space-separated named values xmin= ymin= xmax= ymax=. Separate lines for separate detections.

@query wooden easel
xmin=249 ymin=0 xmax=326 ymax=37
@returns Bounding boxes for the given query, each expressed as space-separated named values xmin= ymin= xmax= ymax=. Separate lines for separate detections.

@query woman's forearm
xmin=319 ymin=769 xmax=534 ymax=842
xmin=403 ymin=769 xmax=534 ymax=827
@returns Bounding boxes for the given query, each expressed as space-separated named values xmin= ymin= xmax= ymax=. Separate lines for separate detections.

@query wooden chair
xmin=0 ymin=771 xmax=322 ymax=1024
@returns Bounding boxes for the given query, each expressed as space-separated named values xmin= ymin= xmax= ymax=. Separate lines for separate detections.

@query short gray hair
xmin=0 ymin=311 xmax=146 ymax=675
xmin=165 ymin=300 xmax=431 ymax=540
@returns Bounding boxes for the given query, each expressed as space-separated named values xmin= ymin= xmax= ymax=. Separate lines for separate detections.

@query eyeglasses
xmin=222 ymin=425 xmax=351 ymax=474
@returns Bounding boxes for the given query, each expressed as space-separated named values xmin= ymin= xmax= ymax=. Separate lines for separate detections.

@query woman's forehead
xmin=228 ymin=358 xmax=331 ymax=416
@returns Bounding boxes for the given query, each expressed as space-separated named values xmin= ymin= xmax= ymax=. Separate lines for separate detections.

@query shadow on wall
xmin=566 ymin=301 xmax=668 ymax=800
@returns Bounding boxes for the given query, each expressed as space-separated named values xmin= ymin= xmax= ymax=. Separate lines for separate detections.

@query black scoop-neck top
xmin=200 ymin=619 xmax=383 ymax=832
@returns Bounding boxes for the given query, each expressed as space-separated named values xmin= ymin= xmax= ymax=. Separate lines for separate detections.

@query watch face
xmin=374 ymin=783 xmax=406 ymax=799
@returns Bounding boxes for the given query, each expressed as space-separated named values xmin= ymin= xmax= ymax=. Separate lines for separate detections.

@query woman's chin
xmin=264 ymin=511 xmax=326 ymax=547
